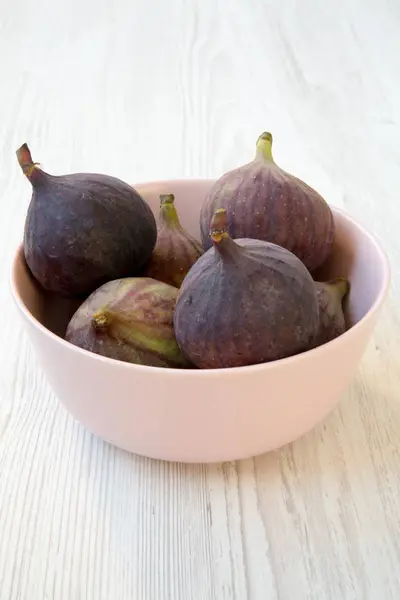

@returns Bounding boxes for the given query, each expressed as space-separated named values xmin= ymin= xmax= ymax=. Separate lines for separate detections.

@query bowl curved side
xmin=12 ymin=283 xmax=383 ymax=462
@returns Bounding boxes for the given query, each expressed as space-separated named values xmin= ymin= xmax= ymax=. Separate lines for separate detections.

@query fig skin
xmin=17 ymin=144 xmax=157 ymax=298
xmin=173 ymin=208 xmax=320 ymax=369
xmin=143 ymin=194 xmax=204 ymax=288
xmin=313 ymin=277 xmax=350 ymax=347
xmin=199 ymin=132 xmax=335 ymax=273
xmin=65 ymin=277 xmax=193 ymax=368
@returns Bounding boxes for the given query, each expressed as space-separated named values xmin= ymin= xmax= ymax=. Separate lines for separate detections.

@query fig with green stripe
xmin=65 ymin=277 xmax=193 ymax=368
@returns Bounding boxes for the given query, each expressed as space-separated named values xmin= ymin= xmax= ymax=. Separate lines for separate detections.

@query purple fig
xmin=143 ymin=194 xmax=204 ymax=288
xmin=17 ymin=143 xmax=157 ymax=298
xmin=199 ymin=132 xmax=335 ymax=272
xmin=313 ymin=277 xmax=350 ymax=347
xmin=65 ymin=277 xmax=192 ymax=368
xmin=173 ymin=208 xmax=320 ymax=369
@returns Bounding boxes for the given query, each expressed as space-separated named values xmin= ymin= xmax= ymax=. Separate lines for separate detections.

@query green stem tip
xmin=210 ymin=208 xmax=229 ymax=244
xmin=92 ymin=310 xmax=112 ymax=331
xmin=159 ymin=193 xmax=175 ymax=206
xmin=255 ymin=131 xmax=274 ymax=162
xmin=330 ymin=277 xmax=351 ymax=299
xmin=16 ymin=143 xmax=40 ymax=178
xmin=159 ymin=193 xmax=181 ymax=227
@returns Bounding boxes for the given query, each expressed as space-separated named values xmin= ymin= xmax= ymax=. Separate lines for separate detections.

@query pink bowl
xmin=10 ymin=179 xmax=390 ymax=463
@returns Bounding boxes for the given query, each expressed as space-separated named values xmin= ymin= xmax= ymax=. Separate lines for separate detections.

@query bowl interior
xmin=12 ymin=179 xmax=389 ymax=343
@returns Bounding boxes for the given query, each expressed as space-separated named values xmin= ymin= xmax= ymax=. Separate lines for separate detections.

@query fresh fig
xmin=313 ymin=277 xmax=350 ymax=347
xmin=174 ymin=208 xmax=320 ymax=369
xmin=17 ymin=144 xmax=157 ymax=298
xmin=143 ymin=194 xmax=203 ymax=288
xmin=65 ymin=277 xmax=193 ymax=368
xmin=199 ymin=132 xmax=335 ymax=272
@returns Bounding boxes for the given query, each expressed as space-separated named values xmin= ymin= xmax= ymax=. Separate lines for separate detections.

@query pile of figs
xmin=17 ymin=132 xmax=350 ymax=370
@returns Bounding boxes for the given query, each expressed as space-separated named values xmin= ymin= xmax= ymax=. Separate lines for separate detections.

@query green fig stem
xmin=159 ymin=193 xmax=181 ymax=228
xmin=255 ymin=132 xmax=274 ymax=162
xmin=329 ymin=277 xmax=350 ymax=299
xmin=16 ymin=143 xmax=41 ymax=180
xmin=92 ymin=310 xmax=112 ymax=331
xmin=210 ymin=208 xmax=229 ymax=244
xmin=210 ymin=208 xmax=241 ymax=260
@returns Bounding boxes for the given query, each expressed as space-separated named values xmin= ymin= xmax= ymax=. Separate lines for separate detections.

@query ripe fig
xmin=174 ymin=208 xmax=320 ymax=369
xmin=17 ymin=144 xmax=157 ymax=298
xmin=65 ymin=277 xmax=193 ymax=368
xmin=143 ymin=194 xmax=203 ymax=288
xmin=313 ymin=277 xmax=350 ymax=347
xmin=199 ymin=132 xmax=335 ymax=272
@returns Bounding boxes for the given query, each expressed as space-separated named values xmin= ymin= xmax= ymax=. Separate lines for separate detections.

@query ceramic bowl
xmin=10 ymin=179 xmax=390 ymax=463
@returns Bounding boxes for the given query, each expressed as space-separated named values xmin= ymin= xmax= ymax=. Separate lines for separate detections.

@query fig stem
xmin=330 ymin=277 xmax=350 ymax=299
xmin=255 ymin=132 xmax=274 ymax=162
xmin=209 ymin=208 xmax=242 ymax=261
xmin=159 ymin=194 xmax=181 ymax=228
xmin=210 ymin=208 xmax=229 ymax=244
xmin=160 ymin=194 xmax=174 ymax=205
xmin=92 ymin=310 xmax=112 ymax=331
xmin=16 ymin=143 xmax=40 ymax=178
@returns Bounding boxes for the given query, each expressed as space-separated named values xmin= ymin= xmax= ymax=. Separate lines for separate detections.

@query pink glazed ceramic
xmin=10 ymin=179 xmax=390 ymax=463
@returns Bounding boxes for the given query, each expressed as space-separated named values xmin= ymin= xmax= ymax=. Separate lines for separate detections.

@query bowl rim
xmin=10 ymin=178 xmax=391 ymax=377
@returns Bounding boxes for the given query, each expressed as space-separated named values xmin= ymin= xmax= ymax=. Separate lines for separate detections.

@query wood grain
xmin=1 ymin=0 xmax=400 ymax=598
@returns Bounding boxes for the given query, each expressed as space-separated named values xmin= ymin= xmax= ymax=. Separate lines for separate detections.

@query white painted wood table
xmin=1 ymin=1 xmax=399 ymax=598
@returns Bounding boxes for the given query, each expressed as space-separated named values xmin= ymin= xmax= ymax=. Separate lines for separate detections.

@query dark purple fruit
xmin=199 ymin=132 xmax=335 ymax=272
xmin=143 ymin=194 xmax=203 ymax=288
xmin=17 ymin=144 xmax=157 ymax=298
xmin=174 ymin=208 xmax=320 ymax=369
xmin=65 ymin=277 xmax=193 ymax=368
xmin=313 ymin=277 xmax=350 ymax=347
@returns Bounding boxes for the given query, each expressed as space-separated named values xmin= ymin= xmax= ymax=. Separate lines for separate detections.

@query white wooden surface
xmin=1 ymin=1 xmax=400 ymax=598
